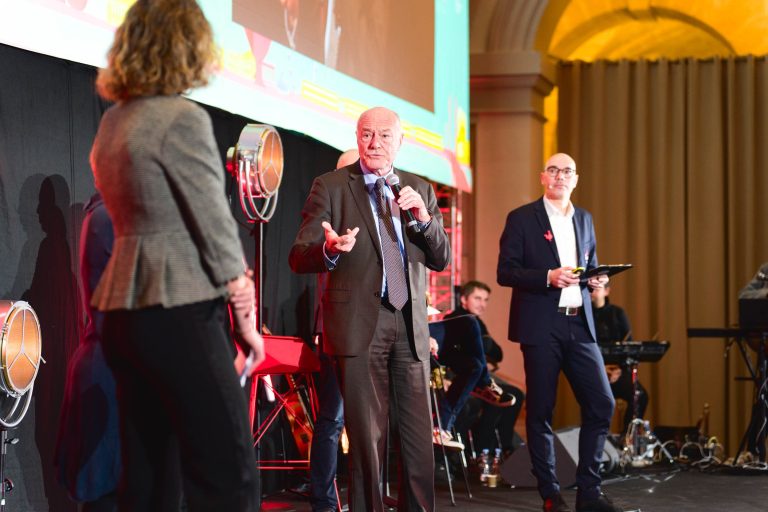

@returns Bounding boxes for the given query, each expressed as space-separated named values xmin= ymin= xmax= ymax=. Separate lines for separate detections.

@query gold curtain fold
xmin=555 ymin=57 xmax=768 ymax=453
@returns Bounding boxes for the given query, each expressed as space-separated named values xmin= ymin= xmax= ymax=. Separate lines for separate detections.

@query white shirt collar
xmin=543 ymin=196 xmax=574 ymax=219
xmin=359 ymin=161 xmax=394 ymax=187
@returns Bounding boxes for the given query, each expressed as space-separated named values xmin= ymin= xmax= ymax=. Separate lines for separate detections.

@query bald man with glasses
xmin=497 ymin=153 xmax=625 ymax=512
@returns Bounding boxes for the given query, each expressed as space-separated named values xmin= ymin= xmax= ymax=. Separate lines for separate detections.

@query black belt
xmin=557 ymin=306 xmax=581 ymax=316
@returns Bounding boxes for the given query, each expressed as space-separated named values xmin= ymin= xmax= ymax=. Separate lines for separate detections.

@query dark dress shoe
xmin=575 ymin=492 xmax=624 ymax=512
xmin=543 ymin=492 xmax=571 ymax=512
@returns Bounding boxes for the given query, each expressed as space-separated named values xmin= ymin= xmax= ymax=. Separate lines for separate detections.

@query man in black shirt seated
xmin=739 ymin=262 xmax=768 ymax=299
xmin=591 ymin=283 xmax=648 ymax=433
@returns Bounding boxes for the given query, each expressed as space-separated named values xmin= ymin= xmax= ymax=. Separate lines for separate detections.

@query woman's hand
xmin=227 ymin=272 xmax=265 ymax=371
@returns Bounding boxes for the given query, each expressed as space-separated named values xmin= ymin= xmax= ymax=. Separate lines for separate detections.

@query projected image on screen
xmin=0 ymin=0 xmax=469 ymax=190
xmin=233 ymin=0 xmax=434 ymax=111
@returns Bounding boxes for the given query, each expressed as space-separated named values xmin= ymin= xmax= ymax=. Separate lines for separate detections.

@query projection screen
xmin=0 ymin=0 xmax=471 ymax=190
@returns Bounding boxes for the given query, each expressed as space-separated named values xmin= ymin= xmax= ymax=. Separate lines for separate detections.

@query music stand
xmin=600 ymin=340 xmax=671 ymax=467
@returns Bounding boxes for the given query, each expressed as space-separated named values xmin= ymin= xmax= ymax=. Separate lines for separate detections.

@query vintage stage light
xmin=226 ymin=124 xmax=284 ymax=338
xmin=0 ymin=300 xmax=42 ymax=509
xmin=0 ymin=300 xmax=42 ymax=429
xmin=226 ymin=124 xmax=284 ymax=223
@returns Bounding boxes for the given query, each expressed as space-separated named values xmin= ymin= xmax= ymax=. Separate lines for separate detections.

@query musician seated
xmin=444 ymin=281 xmax=524 ymax=457
xmin=428 ymin=308 xmax=514 ymax=450
xmin=739 ymin=262 xmax=768 ymax=299
xmin=591 ymin=284 xmax=648 ymax=433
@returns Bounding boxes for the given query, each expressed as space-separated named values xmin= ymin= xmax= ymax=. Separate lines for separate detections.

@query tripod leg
xmin=431 ymin=385 xmax=456 ymax=506
xmin=454 ymin=432 xmax=472 ymax=499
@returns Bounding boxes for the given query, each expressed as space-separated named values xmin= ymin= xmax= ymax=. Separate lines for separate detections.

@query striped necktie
xmin=374 ymin=178 xmax=408 ymax=310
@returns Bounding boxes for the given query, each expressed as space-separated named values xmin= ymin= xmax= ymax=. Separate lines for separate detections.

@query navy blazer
xmin=497 ymin=197 xmax=599 ymax=345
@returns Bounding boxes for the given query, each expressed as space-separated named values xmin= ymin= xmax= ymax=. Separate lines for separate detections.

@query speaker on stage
xmin=500 ymin=426 xmax=620 ymax=487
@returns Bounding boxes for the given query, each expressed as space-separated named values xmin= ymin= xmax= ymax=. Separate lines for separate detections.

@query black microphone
xmin=386 ymin=174 xmax=422 ymax=234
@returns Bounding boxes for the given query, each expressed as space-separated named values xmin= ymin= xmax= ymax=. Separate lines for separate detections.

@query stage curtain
xmin=556 ymin=57 xmax=768 ymax=453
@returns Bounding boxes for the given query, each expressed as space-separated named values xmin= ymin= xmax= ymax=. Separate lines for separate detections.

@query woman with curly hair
xmin=89 ymin=1 xmax=263 ymax=510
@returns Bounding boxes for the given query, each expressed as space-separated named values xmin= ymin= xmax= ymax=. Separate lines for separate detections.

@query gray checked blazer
xmin=90 ymin=96 xmax=245 ymax=311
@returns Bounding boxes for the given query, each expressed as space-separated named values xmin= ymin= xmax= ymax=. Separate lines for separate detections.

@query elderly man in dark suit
xmin=290 ymin=107 xmax=450 ymax=511
xmin=497 ymin=153 xmax=622 ymax=512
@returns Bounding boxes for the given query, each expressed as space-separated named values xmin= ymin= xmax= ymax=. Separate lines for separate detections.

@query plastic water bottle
xmin=492 ymin=447 xmax=502 ymax=476
xmin=480 ymin=448 xmax=491 ymax=483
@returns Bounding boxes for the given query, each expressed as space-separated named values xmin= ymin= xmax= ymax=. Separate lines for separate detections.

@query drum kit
xmin=0 ymin=300 xmax=43 ymax=508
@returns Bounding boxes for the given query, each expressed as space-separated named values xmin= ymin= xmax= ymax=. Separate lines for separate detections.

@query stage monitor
xmin=0 ymin=0 xmax=471 ymax=191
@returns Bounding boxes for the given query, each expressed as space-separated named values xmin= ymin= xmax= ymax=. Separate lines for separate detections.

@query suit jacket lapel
xmin=534 ymin=198 xmax=560 ymax=265
xmin=573 ymin=209 xmax=590 ymax=267
xmin=573 ymin=209 xmax=583 ymax=267
xmin=347 ymin=164 xmax=382 ymax=259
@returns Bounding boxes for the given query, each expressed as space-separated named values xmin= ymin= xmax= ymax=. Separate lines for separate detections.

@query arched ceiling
xmin=547 ymin=0 xmax=768 ymax=60
xmin=470 ymin=1 xmax=768 ymax=62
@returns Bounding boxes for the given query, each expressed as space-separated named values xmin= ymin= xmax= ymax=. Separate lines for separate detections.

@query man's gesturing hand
xmin=323 ymin=221 xmax=360 ymax=255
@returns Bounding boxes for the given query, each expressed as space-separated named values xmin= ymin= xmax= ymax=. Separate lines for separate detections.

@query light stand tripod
xmin=227 ymin=124 xmax=284 ymax=510
xmin=0 ymin=432 xmax=19 ymax=509
xmin=600 ymin=340 xmax=670 ymax=469
xmin=733 ymin=330 xmax=768 ymax=462
xmin=688 ymin=327 xmax=768 ymax=465
xmin=621 ymin=354 xmax=674 ymax=468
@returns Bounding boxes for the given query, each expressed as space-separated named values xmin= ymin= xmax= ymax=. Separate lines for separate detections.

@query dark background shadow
xmin=0 ymin=42 xmax=340 ymax=510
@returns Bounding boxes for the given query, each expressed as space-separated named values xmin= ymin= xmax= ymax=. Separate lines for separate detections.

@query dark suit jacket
xmin=289 ymin=162 xmax=450 ymax=360
xmin=497 ymin=197 xmax=599 ymax=344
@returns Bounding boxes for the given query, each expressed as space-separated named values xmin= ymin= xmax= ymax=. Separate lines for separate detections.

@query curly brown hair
xmin=96 ymin=0 xmax=216 ymax=102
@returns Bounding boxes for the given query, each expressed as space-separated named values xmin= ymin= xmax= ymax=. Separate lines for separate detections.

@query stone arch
xmin=471 ymin=0 xmax=559 ymax=54
xmin=549 ymin=6 xmax=735 ymax=59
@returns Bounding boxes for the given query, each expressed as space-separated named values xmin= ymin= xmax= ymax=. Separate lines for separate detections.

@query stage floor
xmin=260 ymin=464 xmax=768 ymax=511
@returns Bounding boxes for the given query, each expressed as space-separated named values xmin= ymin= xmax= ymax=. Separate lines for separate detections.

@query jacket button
xmin=374 ymin=291 xmax=381 ymax=298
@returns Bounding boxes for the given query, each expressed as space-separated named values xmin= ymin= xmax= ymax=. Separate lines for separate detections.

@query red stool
xmin=248 ymin=335 xmax=321 ymax=470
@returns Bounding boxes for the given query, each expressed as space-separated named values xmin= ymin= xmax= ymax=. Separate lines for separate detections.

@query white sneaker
xmin=433 ymin=428 xmax=464 ymax=450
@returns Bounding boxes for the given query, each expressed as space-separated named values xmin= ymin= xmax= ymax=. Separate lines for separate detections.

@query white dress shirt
xmin=543 ymin=197 xmax=582 ymax=308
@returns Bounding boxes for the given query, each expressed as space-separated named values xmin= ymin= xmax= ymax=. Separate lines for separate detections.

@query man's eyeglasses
xmin=544 ymin=166 xmax=576 ymax=177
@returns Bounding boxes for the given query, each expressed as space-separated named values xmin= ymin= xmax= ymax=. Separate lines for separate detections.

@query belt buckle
xmin=566 ymin=307 xmax=577 ymax=316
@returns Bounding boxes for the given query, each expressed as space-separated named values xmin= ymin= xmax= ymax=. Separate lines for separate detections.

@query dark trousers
xmin=520 ymin=313 xmax=614 ymax=502
xmin=438 ymin=339 xmax=490 ymax=432
xmin=102 ymin=299 xmax=259 ymax=512
xmin=469 ymin=377 xmax=525 ymax=453
xmin=309 ymin=351 xmax=344 ymax=511
xmin=338 ymin=304 xmax=434 ymax=512
xmin=81 ymin=492 xmax=117 ymax=512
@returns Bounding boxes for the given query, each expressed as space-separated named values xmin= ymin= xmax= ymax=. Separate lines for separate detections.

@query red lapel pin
xmin=544 ymin=230 xmax=553 ymax=242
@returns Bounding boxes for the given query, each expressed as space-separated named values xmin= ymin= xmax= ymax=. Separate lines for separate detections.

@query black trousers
xmin=102 ymin=298 xmax=258 ymax=512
